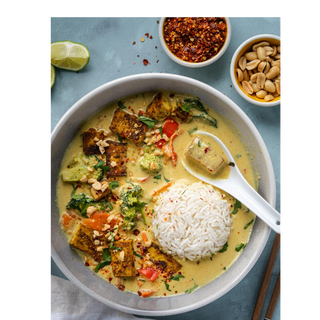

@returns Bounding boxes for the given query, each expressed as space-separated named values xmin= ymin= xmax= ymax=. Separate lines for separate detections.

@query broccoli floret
xmin=139 ymin=153 xmax=163 ymax=174
xmin=122 ymin=207 xmax=137 ymax=230
xmin=119 ymin=183 xmax=146 ymax=230
xmin=120 ymin=183 xmax=143 ymax=207
xmin=66 ymin=192 xmax=110 ymax=217
xmin=61 ymin=153 xmax=104 ymax=182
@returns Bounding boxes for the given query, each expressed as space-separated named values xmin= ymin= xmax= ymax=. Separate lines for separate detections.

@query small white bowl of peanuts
xmin=230 ymin=34 xmax=280 ymax=107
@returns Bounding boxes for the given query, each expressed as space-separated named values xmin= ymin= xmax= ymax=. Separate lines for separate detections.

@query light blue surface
xmin=51 ymin=17 xmax=280 ymax=320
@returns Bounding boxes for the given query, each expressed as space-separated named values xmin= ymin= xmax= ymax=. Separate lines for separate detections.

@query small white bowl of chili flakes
xmin=159 ymin=17 xmax=231 ymax=68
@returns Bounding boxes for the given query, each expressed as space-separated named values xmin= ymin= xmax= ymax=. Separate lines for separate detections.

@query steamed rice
xmin=152 ymin=180 xmax=232 ymax=261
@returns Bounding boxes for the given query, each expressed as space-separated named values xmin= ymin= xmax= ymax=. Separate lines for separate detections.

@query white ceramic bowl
xmin=230 ymin=34 xmax=280 ymax=107
xmin=159 ymin=18 xmax=231 ymax=68
xmin=51 ymin=73 xmax=275 ymax=316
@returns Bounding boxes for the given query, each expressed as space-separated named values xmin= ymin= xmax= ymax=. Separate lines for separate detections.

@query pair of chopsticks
xmin=252 ymin=234 xmax=280 ymax=320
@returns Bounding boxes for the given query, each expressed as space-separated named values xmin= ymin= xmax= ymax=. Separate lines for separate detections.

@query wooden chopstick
xmin=264 ymin=273 xmax=280 ymax=320
xmin=252 ymin=233 xmax=280 ymax=320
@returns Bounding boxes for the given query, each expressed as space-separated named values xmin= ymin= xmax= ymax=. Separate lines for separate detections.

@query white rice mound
xmin=152 ymin=179 xmax=233 ymax=261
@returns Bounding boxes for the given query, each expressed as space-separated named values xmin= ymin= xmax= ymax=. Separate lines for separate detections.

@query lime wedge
xmin=51 ymin=64 xmax=56 ymax=88
xmin=51 ymin=41 xmax=90 ymax=71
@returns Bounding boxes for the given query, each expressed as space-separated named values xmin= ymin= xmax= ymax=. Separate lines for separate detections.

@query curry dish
xmin=57 ymin=90 xmax=257 ymax=297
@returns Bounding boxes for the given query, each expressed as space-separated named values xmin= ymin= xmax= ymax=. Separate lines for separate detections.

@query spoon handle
xmin=228 ymin=174 xmax=280 ymax=233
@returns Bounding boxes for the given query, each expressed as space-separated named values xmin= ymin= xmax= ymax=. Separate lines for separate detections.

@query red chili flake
xmin=118 ymin=285 xmax=125 ymax=291
xmin=175 ymin=291 xmax=178 ymax=294
xmin=137 ymin=55 xmax=140 ymax=57
xmin=244 ymin=169 xmax=247 ymax=174
xmin=126 ymin=158 xmax=130 ymax=162
xmin=163 ymin=17 xmax=228 ymax=63
xmin=204 ymin=147 xmax=210 ymax=153
xmin=84 ymin=262 xmax=89 ymax=266
xmin=150 ymin=35 xmax=153 ymax=39
xmin=133 ymin=41 xmax=136 ymax=45
xmin=164 ymin=293 xmax=167 ymax=296
xmin=169 ymin=93 xmax=175 ymax=97
xmin=156 ymin=60 xmax=159 ymax=63
xmin=145 ymin=33 xmax=149 ymax=38
xmin=178 ymin=271 xmax=181 ymax=275
xmin=155 ymin=46 xmax=157 ymax=49
xmin=108 ymin=277 xmax=112 ymax=282
xmin=143 ymin=59 xmax=149 ymax=66
xmin=138 ymin=291 xmax=142 ymax=296
xmin=200 ymin=198 xmax=203 ymax=200
xmin=133 ymin=229 xmax=140 ymax=236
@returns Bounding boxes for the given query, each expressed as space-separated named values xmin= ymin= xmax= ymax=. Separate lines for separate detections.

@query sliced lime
xmin=51 ymin=41 xmax=90 ymax=71
xmin=48 ymin=63 xmax=56 ymax=89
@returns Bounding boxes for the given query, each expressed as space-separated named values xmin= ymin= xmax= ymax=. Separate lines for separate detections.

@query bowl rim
xmin=51 ymin=73 xmax=274 ymax=316
xmin=230 ymin=34 xmax=280 ymax=107
xmin=158 ymin=17 xmax=232 ymax=68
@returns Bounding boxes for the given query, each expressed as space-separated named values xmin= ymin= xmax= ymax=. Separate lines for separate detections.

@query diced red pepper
xmin=138 ymin=267 xmax=160 ymax=282
xmin=154 ymin=118 xmax=179 ymax=148
xmin=154 ymin=138 xmax=166 ymax=149
xmin=162 ymin=118 xmax=179 ymax=138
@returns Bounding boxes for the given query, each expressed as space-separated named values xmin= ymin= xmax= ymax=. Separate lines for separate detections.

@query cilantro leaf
xmin=153 ymin=174 xmax=161 ymax=180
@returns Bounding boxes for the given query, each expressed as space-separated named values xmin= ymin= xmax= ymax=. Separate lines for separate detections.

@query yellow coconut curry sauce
xmin=56 ymin=90 xmax=257 ymax=297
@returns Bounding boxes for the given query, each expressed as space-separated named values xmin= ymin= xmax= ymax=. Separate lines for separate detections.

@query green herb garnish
xmin=95 ymin=248 xmax=112 ymax=272
xmin=160 ymin=126 xmax=163 ymax=138
xmin=181 ymin=104 xmax=193 ymax=113
xmin=181 ymin=190 xmax=186 ymax=195
xmin=163 ymin=175 xmax=170 ymax=183
xmin=106 ymin=201 xmax=113 ymax=210
xmin=210 ymin=252 xmax=213 ymax=261
xmin=235 ymin=243 xmax=245 ymax=252
xmin=153 ymin=174 xmax=161 ymax=180
xmin=183 ymin=98 xmax=207 ymax=113
xmin=232 ymin=199 xmax=242 ymax=214
xmin=134 ymin=251 xmax=144 ymax=259
xmin=234 ymin=154 xmax=242 ymax=159
xmin=223 ymin=267 xmax=226 ymax=270
xmin=193 ymin=113 xmax=218 ymax=128
xmin=185 ymin=284 xmax=198 ymax=294
xmin=139 ymin=116 xmax=158 ymax=128
xmin=71 ymin=184 xmax=77 ymax=197
xmin=169 ymin=274 xmax=185 ymax=281
xmin=117 ymin=132 xmax=123 ymax=143
xmin=244 ymin=219 xmax=254 ymax=229
xmin=219 ymin=242 xmax=228 ymax=253
xmin=118 ymin=101 xmax=126 ymax=109
xmin=198 ymin=140 xmax=201 ymax=147
xmin=188 ymin=126 xmax=198 ymax=135
xmin=162 ymin=280 xmax=171 ymax=291
xmin=92 ymin=156 xmax=110 ymax=171
xmin=109 ymin=232 xmax=121 ymax=251
xmin=109 ymin=181 xmax=119 ymax=190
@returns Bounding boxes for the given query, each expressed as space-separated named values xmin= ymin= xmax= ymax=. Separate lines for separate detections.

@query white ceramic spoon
xmin=182 ymin=131 xmax=281 ymax=234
